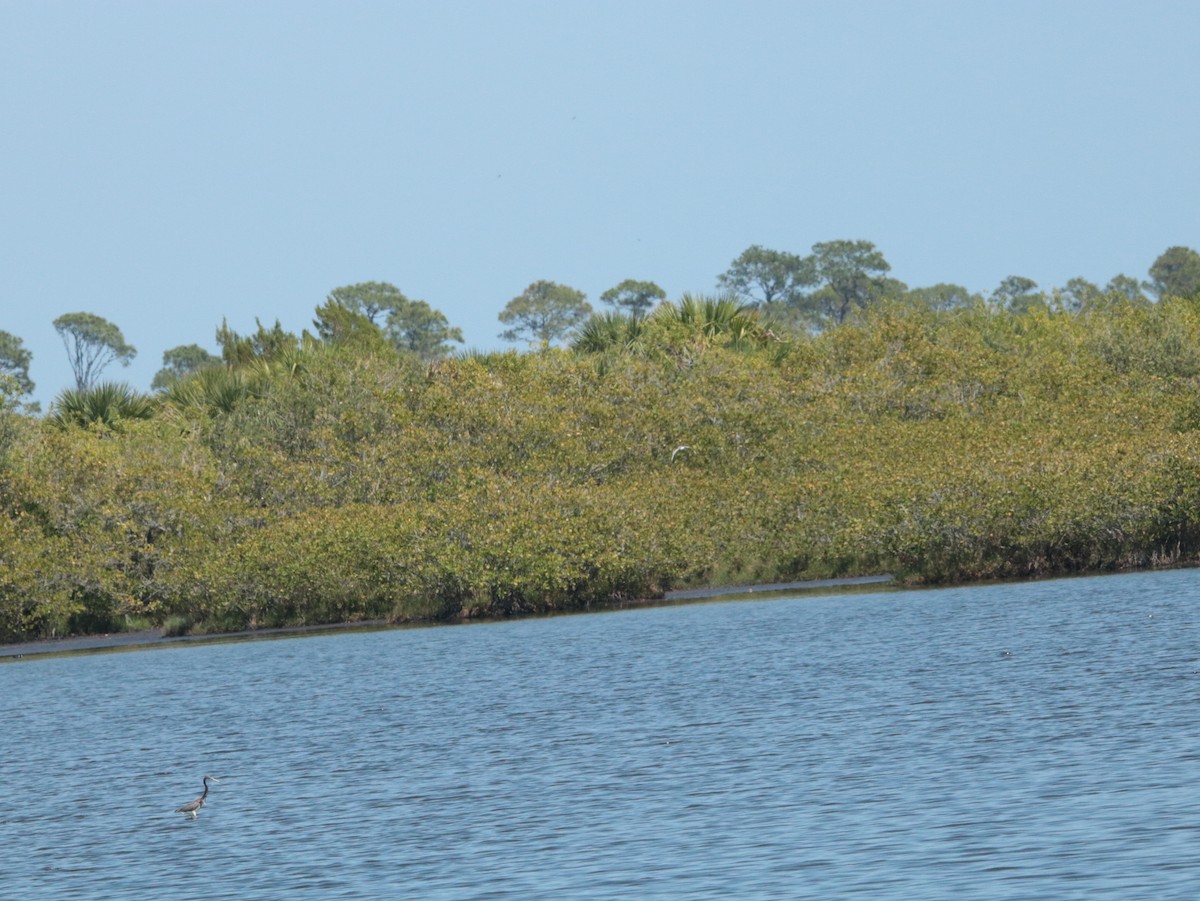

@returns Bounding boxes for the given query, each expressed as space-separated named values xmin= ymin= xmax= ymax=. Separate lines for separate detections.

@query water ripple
xmin=2 ymin=569 xmax=1200 ymax=897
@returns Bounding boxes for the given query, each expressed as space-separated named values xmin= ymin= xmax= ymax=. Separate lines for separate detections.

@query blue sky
xmin=2 ymin=0 xmax=1198 ymax=406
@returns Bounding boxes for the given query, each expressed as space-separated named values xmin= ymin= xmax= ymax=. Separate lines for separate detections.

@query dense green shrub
xmin=5 ymin=299 xmax=1200 ymax=641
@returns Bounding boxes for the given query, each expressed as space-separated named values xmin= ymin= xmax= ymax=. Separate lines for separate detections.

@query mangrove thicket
xmin=4 ymin=261 xmax=1200 ymax=642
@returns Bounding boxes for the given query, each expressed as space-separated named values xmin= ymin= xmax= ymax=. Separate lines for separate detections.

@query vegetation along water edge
xmin=0 ymin=575 xmax=900 ymax=660
xmin=4 ymin=246 xmax=1200 ymax=644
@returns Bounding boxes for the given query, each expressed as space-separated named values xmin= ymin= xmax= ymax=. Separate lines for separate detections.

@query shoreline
xmin=0 ymin=574 xmax=895 ymax=660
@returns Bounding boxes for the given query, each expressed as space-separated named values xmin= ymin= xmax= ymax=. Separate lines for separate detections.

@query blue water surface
xmin=2 ymin=569 xmax=1198 ymax=899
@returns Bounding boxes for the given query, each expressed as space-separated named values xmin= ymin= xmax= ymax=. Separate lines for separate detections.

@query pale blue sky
xmin=2 ymin=1 xmax=1198 ymax=405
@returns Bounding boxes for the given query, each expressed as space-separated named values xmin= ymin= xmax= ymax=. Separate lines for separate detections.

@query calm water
xmin=2 ymin=570 xmax=1198 ymax=899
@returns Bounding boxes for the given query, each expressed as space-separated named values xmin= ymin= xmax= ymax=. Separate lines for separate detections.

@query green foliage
xmin=807 ymin=239 xmax=898 ymax=326
xmin=573 ymin=294 xmax=779 ymax=363
xmin=0 ymin=330 xmax=34 ymax=396
xmin=571 ymin=311 xmax=646 ymax=354
xmin=48 ymin=382 xmax=157 ymax=429
xmin=52 ymin=312 xmax=137 ymax=390
xmin=599 ymin=279 xmax=666 ymax=320
xmin=649 ymin=294 xmax=767 ymax=347
xmin=216 ymin=318 xmax=299 ymax=366
xmin=905 ymin=283 xmax=981 ymax=313
xmin=151 ymin=344 xmax=221 ymax=390
xmin=990 ymin=275 xmax=1044 ymax=314
xmin=8 ymin=296 xmax=1200 ymax=642
xmin=162 ymin=365 xmax=255 ymax=415
xmin=0 ymin=374 xmax=35 ymax=466
xmin=718 ymin=240 xmax=899 ymax=330
xmin=1055 ymin=278 xmax=1102 ymax=314
xmin=312 ymin=299 xmax=392 ymax=354
xmin=0 ymin=418 xmax=221 ymax=638
xmin=499 ymin=280 xmax=592 ymax=344
xmin=1104 ymin=274 xmax=1152 ymax=306
xmin=327 ymin=281 xmax=406 ymax=325
xmin=717 ymin=245 xmax=815 ymax=306
xmin=1081 ymin=297 xmax=1200 ymax=378
xmin=322 ymin=283 xmax=464 ymax=357
xmin=385 ymin=297 xmax=464 ymax=359
xmin=1148 ymin=246 xmax=1200 ymax=300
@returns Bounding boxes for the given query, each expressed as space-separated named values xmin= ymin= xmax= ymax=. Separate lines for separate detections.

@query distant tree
xmin=326 ymin=281 xmax=407 ymax=325
xmin=151 ymin=344 xmax=221 ymax=390
xmin=717 ymin=245 xmax=815 ymax=307
xmin=1056 ymin=278 xmax=1103 ymax=314
xmin=0 ymin=374 xmax=28 ymax=457
xmin=52 ymin=312 xmax=136 ymax=390
xmin=905 ymin=283 xmax=979 ymax=312
xmin=216 ymin=318 xmax=298 ymax=366
xmin=991 ymin=275 xmax=1043 ymax=314
xmin=0 ymin=330 xmax=34 ymax=396
xmin=1055 ymin=275 xmax=1151 ymax=314
xmin=1105 ymin=274 xmax=1151 ymax=306
xmin=499 ymin=281 xmax=592 ymax=345
xmin=808 ymin=240 xmax=896 ymax=325
xmin=599 ymin=279 xmax=666 ymax=320
xmin=385 ymin=298 xmax=464 ymax=359
xmin=1148 ymin=246 xmax=1200 ymax=300
xmin=324 ymin=282 xmax=462 ymax=358
xmin=312 ymin=299 xmax=391 ymax=354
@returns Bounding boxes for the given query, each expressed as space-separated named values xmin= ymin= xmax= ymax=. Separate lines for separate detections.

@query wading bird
xmin=175 ymin=775 xmax=220 ymax=818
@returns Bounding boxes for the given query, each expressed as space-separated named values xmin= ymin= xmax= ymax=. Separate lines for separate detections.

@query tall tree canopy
xmin=326 ymin=281 xmax=406 ymax=325
xmin=716 ymin=245 xmax=815 ymax=307
xmin=499 ymin=281 xmax=592 ymax=345
xmin=326 ymin=282 xmax=463 ymax=358
xmin=1050 ymin=275 xmax=1150 ymax=314
xmin=52 ymin=312 xmax=136 ymax=390
xmin=718 ymin=240 xmax=900 ymax=329
xmin=808 ymin=240 xmax=897 ymax=325
xmin=1104 ymin=274 xmax=1151 ymax=306
xmin=599 ymin=279 xmax=666 ymax=320
xmin=0 ymin=330 xmax=34 ymax=395
xmin=1057 ymin=278 xmax=1102 ymax=314
xmin=151 ymin=344 xmax=222 ymax=390
xmin=385 ymin=298 xmax=464 ymax=359
xmin=1148 ymin=246 xmax=1200 ymax=300
xmin=991 ymin=275 xmax=1043 ymax=314
xmin=312 ymin=299 xmax=391 ymax=354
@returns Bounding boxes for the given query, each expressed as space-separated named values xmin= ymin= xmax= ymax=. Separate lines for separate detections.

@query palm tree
xmin=571 ymin=311 xmax=646 ymax=354
xmin=48 ymin=382 xmax=157 ymax=429
xmin=653 ymin=293 xmax=765 ymax=344
xmin=162 ymin=367 xmax=254 ymax=415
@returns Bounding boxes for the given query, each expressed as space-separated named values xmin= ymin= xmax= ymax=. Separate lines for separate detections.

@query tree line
xmin=3 ymin=243 xmax=1198 ymax=410
xmin=3 ymin=241 xmax=1200 ymax=642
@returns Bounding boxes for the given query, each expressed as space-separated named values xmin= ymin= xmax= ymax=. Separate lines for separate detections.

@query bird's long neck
xmin=200 ymin=778 xmax=211 ymax=799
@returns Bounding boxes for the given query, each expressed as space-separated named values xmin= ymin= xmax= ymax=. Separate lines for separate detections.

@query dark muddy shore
xmin=0 ymin=574 xmax=895 ymax=660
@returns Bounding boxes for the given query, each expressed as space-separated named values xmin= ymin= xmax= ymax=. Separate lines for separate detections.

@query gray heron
xmin=175 ymin=775 xmax=220 ymax=818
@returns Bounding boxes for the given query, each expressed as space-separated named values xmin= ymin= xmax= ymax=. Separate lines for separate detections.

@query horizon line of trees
xmin=2 ymin=243 xmax=1199 ymax=415
xmin=9 ymin=277 xmax=1200 ymax=642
